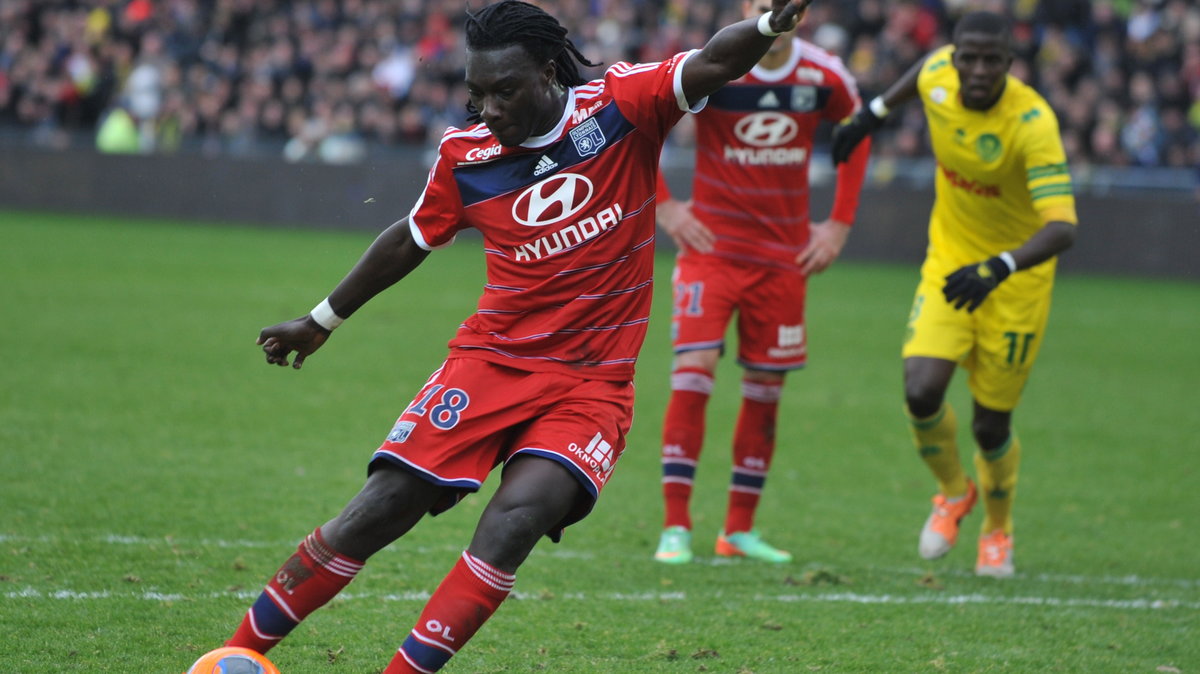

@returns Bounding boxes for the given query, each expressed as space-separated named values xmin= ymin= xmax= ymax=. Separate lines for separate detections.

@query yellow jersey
xmin=917 ymin=45 xmax=1077 ymax=285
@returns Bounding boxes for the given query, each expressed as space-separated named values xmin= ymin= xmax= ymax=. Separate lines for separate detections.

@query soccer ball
xmin=186 ymin=647 xmax=280 ymax=674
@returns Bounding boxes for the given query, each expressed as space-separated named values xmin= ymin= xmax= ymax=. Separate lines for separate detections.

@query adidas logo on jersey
xmin=534 ymin=155 xmax=559 ymax=176
xmin=758 ymin=90 xmax=781 ymax=108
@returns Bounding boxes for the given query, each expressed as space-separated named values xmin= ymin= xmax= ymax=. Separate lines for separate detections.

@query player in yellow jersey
xmin=830 ymin=11 xmax=1078 ymax=578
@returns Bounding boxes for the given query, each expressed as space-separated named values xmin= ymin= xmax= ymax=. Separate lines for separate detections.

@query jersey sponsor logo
xmin=723 ymin=145 xmax=808 ymax=165
xmin=569 ymin=116 xmax=607 ymax=156
xmin=930 ymin=86 xmax=948 ymax=104
xmin=734 ymin=112 xmax=799 ymax=147
xmin=512 ymin=173 xmax=594 ymax=227
xmin=767 ymin=346 xmax=806 ymax=358
xmin=533 ymin=155 xmax=559 ymax=176
xmin=777 ymin=324 xmax=804 ymax=348
xmin=790 ymin=85 xmax=818 ymax=111
xmin=571 ymin=432 xmax=616 ymax=482
xmin=795 ymin=66 xmax=825 ymax=84
xmin=465 ymin=144 xmax=503 ymax=161
xmin=571 ymin=99 xmax=605 ymax=124
xmin=512 ymin=202 xmax=625 ymax=262
xmin=940 ymin=164 xmax=1000 ymax=197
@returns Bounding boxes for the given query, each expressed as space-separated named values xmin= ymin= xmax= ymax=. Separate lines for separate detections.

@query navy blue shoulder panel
xmin=707 ymin=84 xmax=833 ymax=113
xmin=453 ymin=102 xmax=637 ymax=208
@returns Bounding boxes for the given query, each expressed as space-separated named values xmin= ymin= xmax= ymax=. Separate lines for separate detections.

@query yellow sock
xmin=974 ymin=433 xmax=1022 ymax=535
xmin=908 ymin=403 xmax=968 ymax=498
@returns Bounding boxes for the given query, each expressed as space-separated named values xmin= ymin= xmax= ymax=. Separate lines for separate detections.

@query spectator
xmin=0 ymin=0 xmax=1195 ymax=169
xmin=95 ymin=103 xmax=139 ymax=153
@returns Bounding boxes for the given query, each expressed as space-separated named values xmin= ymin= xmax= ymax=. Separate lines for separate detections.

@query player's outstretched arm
xmin=257 ymin=218 xmax=431 ymax=369
xmin=831 ymin=56 xmax=924 ymax=164
xmin=679 ymin=0 xmax=811 ymax=107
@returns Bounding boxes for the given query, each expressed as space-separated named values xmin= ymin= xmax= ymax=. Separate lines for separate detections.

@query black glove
xmin=942 ymin=256 xmax=1013 ymax=312
xmin=831 ymin=107 xmax=884 ymax=164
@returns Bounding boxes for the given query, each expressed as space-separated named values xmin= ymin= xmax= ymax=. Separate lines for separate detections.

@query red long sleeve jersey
xmin=687 ymin=38 xmax=864 ymax=268
xmin=409 ymin=52 xmax=699 ymax=381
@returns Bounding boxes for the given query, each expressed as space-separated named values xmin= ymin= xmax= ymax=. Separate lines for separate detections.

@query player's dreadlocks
xmin=464 ymin=0 xmax=599 ymax=121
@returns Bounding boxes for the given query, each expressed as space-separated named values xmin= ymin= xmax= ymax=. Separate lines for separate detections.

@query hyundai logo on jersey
xmin=734 ymin=112 xmax=799 ymax=146
xmin=511 ymin=173 xmax=595 ymax=227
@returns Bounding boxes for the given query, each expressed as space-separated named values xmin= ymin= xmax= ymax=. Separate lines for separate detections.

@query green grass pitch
xmin=1 ymin=210 xmax=1197 ymax=672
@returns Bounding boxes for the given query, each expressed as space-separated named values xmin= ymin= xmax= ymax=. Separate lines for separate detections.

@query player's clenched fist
xmin=942 ymin=256 xmax=1013 ymax=312
xmin=831 ymin=106 xmax=884 ymax=164
xmin=764 ymin=0 xmax=813 ymax=35
xmin=256 ymin=316 xmax=330 ymax=369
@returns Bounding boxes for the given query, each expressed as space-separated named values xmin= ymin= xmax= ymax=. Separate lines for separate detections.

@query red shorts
xmin=372 ymin=357 xmax=634 ymax=528
xmin=670 ymin=255 xmax=808 ymax=371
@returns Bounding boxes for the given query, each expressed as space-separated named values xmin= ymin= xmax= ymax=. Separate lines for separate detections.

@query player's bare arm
xmin=942 ymin=220 xmax=1077 ymax=313
xmin=1008 ymin=220 xmax=1076 ymax=270
xmin=257 ymin=218 xmax=430 ymax=369
xmin=796 ymin=219 xmax=851 ymax=275
xmin=831 ymin=56 xmax=924 ymax=164
xmin=679 ymin=0 xmax=811 ymax=106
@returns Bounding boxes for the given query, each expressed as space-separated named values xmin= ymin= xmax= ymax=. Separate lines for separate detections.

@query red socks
xmin=724 ymin=379 xmax=782 ymax=534
xmin=225 ymin=537 xmax=514 ymax=673
xmin=661 ymin=367 xmax=714 ymax=530
xmin=386 ymin=551 xmax=515 ymax=673
xmin=226 ymin=528 xmax=363 ymax=653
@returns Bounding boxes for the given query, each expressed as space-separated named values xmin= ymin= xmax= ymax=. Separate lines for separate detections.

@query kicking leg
xmin=227 ymin=464 xmax=443 ymax=653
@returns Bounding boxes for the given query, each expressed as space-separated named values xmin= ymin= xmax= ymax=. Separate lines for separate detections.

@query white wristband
xmin=757 ymin=12 xmax=781 ymax=37
xmin=998 ymin=251 xmax=1017 ymax=274
xmin=310 ymin=298 xmax=344 ymax=331
xmin=868 ymin=96 xmax=890 ymax=118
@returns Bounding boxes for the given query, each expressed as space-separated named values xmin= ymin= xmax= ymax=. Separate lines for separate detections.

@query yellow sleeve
xmin=916 ymin=45 xmax=955 ymax=100
xmin=1020 ymin=105 xmax=1078 ymax=226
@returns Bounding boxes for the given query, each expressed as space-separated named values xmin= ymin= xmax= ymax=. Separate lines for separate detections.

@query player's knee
xmin=473 ymin=500 xmax=564 ymax=569
xmin=904 ymin=382 xmax=943 ymax=419
xmin=674 ymin=348 xmax=718 ymax=373
xmin=972 ymin=419 xmax=1010 ymax=451
xmin=330 ymin=468 xmax=431 ymax=548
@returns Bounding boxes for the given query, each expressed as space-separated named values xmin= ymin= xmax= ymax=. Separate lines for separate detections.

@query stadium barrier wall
xmin=1 ymin=146 xmax=1195 ymax=279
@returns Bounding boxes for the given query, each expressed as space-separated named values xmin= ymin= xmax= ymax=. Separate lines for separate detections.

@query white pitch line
xmin=4 ymin=533 xmax=1199 ymax=590
xmin=875 ymin=565 xmax=1200 ymax=589
xmin=5 ymin=586 xmax=1199 ymax=611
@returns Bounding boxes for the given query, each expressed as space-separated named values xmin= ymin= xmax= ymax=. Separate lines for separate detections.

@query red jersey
xmin=687 ymin=38 xmax=864 ymax=268
xmin=409 ymin=52 xmax=700 ymax=381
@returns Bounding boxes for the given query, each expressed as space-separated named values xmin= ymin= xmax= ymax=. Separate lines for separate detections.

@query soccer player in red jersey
xmin=218 ymin=1 xmax=812 ymax=671
xmin=653 ymin=2 xmax=870 ymax=564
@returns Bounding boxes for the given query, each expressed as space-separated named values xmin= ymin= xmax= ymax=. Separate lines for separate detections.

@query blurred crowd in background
xmin=1 ymin=0 xmax=1197 ymax=171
